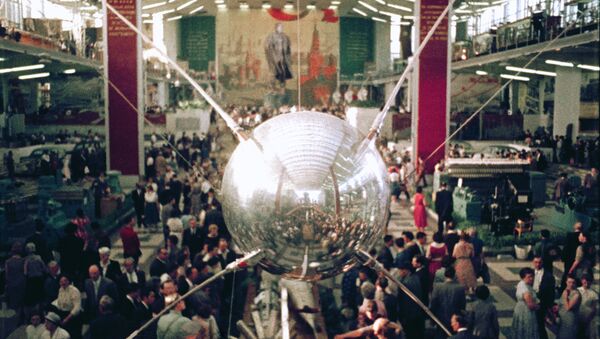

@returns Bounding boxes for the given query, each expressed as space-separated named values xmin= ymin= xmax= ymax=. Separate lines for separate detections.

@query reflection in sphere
xmin=221 ymin=111 xmax=390 ymax=280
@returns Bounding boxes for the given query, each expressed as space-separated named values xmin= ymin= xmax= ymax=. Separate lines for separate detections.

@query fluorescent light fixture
xmin=166 ymin=15 xmax=182 ymax=21
xmin=142 ymin=13 xmax=150 ymax=17
xmin=403 ymin=15 xmax=414 ymax=19
xmin=506 ymin=66 xmax=556 ymax=77
xmin=329 ymin=5 xmax=337 ymax=9
xmin=262 ymin=2 xmax=271 ymax=9
xmin=331 ymin=0 xmax=341 ymax=4
xmin=240 ymin=2 xmax=249 ymax=9
xmin=455 ymin=9 xmax=471 ymax=13
xmin=352 ymin=7 xmax=367 ymax=16
xmin=142 ymin=1 xmax=166 ymax=9
xmin=492 ymin=0 xmax=506 ymax=4
xmin=63 ymin=69 xmax=76 ymax=74
xmin=59 ymin=0 xmax=78 ymax=2
xmin=372 ymin=17 xmax=387 ymax=22
xmin=469 ymin=1 xmax=489 ymax=5
xmin=307 ymin=4 xmax=316 ymax=9
xmin=217 ymin=3 xmax=227 ymax=9
xmin=80 ymin=5 xmax=97 ymax=10
xmin=189 ymin=5 xmax=204 ymax=13
xmin=379 ymin=10 xmax=399 ymax=16
xmin=143 ymin=19 xmax=154 ymax=23
xmin=545 ymin=60 xmax=574 ymax=67
xmin=358 ymin=0 xmax=378 ymax=12
xmin=214 ymin=0 xmax=224 ymax=3
xmin=284 ymin=2 xmax=293 ymax=9
xmin=501 ymin=74 xmax=529 ymax=81
xmin=18 ymin=72 xmax=50 ymax=80
xmin=387 ymin=3 xmax=411 ymax=12
xmin=374 ymin=0 xmax=386 ymax=4
xmin=0 ymin=64 xmax=45 ymax=74
xmin=156 ymin=8 xmax=175 ymax=15
xmin=399 ymin=21 xmax=411 ymax=25
xmin=0 ymin=58 xmax=5 ymax=62
xmin=176 ymin=0 xmax=196 ymax=10
xmin=577 ymin=64 xmax=600 ymax=71
xmin=476 ymin=70 xmax=487 ymax=75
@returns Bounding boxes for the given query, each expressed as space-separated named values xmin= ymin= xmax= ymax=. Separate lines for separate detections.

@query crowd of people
xmin=523 ymin=128 xmax=600 ymax=170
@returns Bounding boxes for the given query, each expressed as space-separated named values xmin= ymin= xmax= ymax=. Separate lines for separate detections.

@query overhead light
xmin=307 ymin=3 xmax=316 ymax=9
xmin=142 ymin=13 xmax=150 ymax=17
xmin=176 ymin=0 xmax=196 ymax=10
xmin=143 ymin=19 xmax=154 ymax=23
xmin=156 ymin=8 xmax=175 ymax=15
xmin=545 ymin=60 xmax=574 ymax=67
xmin=352 ymin=7 xmax=367 ymax=16
xmin=476 ymin=70 xmax=487 ymax=75
xmin=506 ymin=66 xmax=556 ymax=77
xmin=80 ymin=5 xmax=97 ymax=11
xmin=0 ymin=58 xmax=5 ymax=62
xmin=59 ymin=0 xmax=78 ymax=2
xmin=375 ymin=0 xmax=386 ymax=4
xmin=501 ymin=74 xmax=529 ymax=81
xmin=142 ymin=1 xmax=166 ymax=9
xmin=399 ymin=21 xmax=411 ymax=25
xmin=387 ymin=3 xmax=411 ymax=12
xmin=577 ymin=64 xmax=600 ymax=71
xmin=166 ymin=15 xmax=182 ymax=21
xmin=214 ymin=0 xmax=224 ymax=3
xmin=262 ymin=2 xmax=271 ymax=9
xmin=492 ymin=0 xmax=506 ymax=4
xmin=403 ymin=15 xmax=414 ymax=19
xmin=331 ymin=0 xmax=341 ymax=4
xmin=284 ymin=2 xmax=293 ymax=9
xmin=189 ymin=5 xmax=204 ymax=13
xmin=240 ymin=2 xmax=249 ymax=9
xmin=329 ymin=5 xmax=337 ymax=9
xmin=358 ymin=0 xmax=378 ymax=12
xmin=469 ymin=1 xmax=489 ymax=5
xmin=0 ymin=64 xmax=45 ymax=74
xmin=379 ymin=10 xmax=399 ymax=17
xmin=217 ymin=3 xmax=227 ymax=9
xmin=372 ymin=17 xmax=387 ymax=22
xmin=63 ymin=69 xmax=76 ymax=74
xmin=455 ymin=9 xmax=471 ymax=13
xmin=18 ymin=72 xmax=50 ymax=80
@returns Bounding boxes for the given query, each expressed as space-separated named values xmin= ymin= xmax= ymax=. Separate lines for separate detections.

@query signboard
xmin=179 ymin=16 xmax=215 ymax=71
xmin=340 ymin=17 xmax=374 ymax=77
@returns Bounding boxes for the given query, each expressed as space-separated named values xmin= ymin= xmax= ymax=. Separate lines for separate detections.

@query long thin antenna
xmin=296 ymin=0 xmax=301 ymax=107
xmin=104 ymin=2 xmax=248 ymax=142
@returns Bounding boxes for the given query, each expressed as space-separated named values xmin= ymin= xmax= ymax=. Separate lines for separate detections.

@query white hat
xmin=98 ymin=247 xmax=110 ymax=255
xmin=45 ymin=312 xmax=61 ymax=325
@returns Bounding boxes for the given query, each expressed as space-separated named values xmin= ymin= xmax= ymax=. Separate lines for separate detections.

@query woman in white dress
xmin=577 ymin=274 xmax=598 ymax=339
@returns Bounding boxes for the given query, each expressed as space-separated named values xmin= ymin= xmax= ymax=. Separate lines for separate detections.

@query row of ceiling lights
xmin=0 ymin=63 xmax=77 ymax=80
xmin=475 ymin=59 xmax=600 ymax=81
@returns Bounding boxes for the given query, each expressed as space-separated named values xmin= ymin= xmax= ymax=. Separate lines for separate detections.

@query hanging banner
xmin=414 ymin=0 xmax=450 ymax=173
xmin=103 ymin=0 xmax=143 ymax=175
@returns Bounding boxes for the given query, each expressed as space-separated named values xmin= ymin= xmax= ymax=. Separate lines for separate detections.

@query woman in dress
xmin=557 ymin=275 xmax=581 ymax=339
xmin=144 ymin=185 xmax=160 ymax=231
xmin=426 ymin=232 xmax=448 ymax=290
xmin=23 ymin=243 xmax=46 ymax=309
xmin=452 ymin=232 xmax=477 ymax=293
xmin=568 ymin=232 xmax=596 ymax=281
xmin=413 ymin=186 xmax=427 ymax=233
xmin=577 ymin=274 xmax=598 ymax=339
xmin=512 ymin=267 xmax=540 ymax=339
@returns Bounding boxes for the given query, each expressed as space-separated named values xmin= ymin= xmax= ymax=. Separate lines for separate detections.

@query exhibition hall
xmin=0 ymin=0 xmax=598 ymax=338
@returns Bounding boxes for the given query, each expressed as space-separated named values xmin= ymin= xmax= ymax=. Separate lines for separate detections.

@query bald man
xmin=84 ymin=264 xmax=119 ymax=321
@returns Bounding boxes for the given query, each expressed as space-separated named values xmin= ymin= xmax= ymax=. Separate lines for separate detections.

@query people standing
xmin=577 ymin=274 xmax=598 ymax=339
xmin=468 ymin=286 xmax=499 ymax=339
xmin=532 ymin=256 xmax=554 ymax=339
xmin=120 ymin=215 xmax=142 ymax=264
xmin=512 ymin=268 xmax=540 ymax=339
xmin=427 ymin=232 xmax=448 ymax=291
xmin=131 ymin=183 xmax=146 ymax=229
xmin=435 ymin=182 xmax=453 ymax=234
xmin=452 ymin=233 xmax=477 ymax=293
xmin=561 ymin=222 xmax=582 ymax=290
xmin=144 ymin=185 xmax=160 ymax=232
xmin=568 ymin=232 xmax=596 ymax=282
xmin=557 ymin=275 xmax=581 ymax=339
xmin=430 ymin=267 xmax=465 ymax=339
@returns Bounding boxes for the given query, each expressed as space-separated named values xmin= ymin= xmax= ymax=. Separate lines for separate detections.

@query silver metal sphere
xmin=221 ymin=111 xmax=390 ymax=280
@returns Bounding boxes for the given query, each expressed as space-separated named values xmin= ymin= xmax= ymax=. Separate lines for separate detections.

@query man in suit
xmin=84 ymin=265 xmax=119 ymax=321
xmin=561 ymin=222 xmax=582 ymax=290
xmin=468 ymin=285 xmax=499 ymax=339
xmin=430 ymin=267 xmax=466 ymax=339
xmin=120 ymin=216 xmax=141 ymax=264
xmin=135 ymin=288 xmax=156 ymax=339
xmin=449 ymin=313 xmax=476 ymax=339
xmin=533 ymin=256 xmax=555 ymax=339
xmin=150 ymin=247 xmax=169 ymax=278
xmin=131 ymin=183 xmax=145 ymax=228
xmin=118 ymin=257 xmax=146 ymax=297
xmin=377 ymin=235 xmax=395 ymax=270
xmin=88 ymin=295 xmax=129 ymax=339
xmin=177 ymin=266 xmax=198 ymax=296
xmin=396 ymin=261 xmax=424 ymax=339
xmin=26 ymin=219 xmax=53 ymax=263
xmin=412 ymin=255 xmax=430 ymax=305
xmin=43 ymin=261 xmax=61 ymax=307
xmin=534 ymin=229 xmax=559 ymax=272
xmin=435 ymin=182 xmax=453 ymax=234
xmin=120 ymin=283 xmax=141 ymax=333
xmin=58 ymin=222 xmax=85 ymax=283
xmin=98 ymin=247 xmax=122 ymax=282
xmin=182 ymin=216 xmax=204 ymax=259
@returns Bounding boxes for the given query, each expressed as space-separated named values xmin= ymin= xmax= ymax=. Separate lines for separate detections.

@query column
xmin=411 ymin=0 xmax=450 ymax=173
xmin=553 ymin=68 xmax=581 ymax=138
xmin=102 ymin=0 xmax=143 ymax=176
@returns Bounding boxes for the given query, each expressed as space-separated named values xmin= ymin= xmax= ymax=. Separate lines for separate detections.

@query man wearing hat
xmin=44 ymin=312 xmax=71 ymax=339
xmin=97 ymin=247 xmax=122 ymax=282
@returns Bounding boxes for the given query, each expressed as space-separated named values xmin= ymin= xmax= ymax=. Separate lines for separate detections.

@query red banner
xmin=416 ymin=0 xmax=449 ymax=173
xmin=105 ymin=0 xmax=140 ymax=175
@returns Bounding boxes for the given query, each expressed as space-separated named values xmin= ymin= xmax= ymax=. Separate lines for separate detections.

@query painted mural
xmin=216 ymin=9 xmax=339 ymax=106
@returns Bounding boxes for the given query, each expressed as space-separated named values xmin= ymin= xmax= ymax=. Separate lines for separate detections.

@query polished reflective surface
xmin=221 ymin=111 xmax=390 ymax=280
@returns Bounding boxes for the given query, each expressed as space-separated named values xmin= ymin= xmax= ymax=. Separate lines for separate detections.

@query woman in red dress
xmin=413 ymin=186 xmax=427 ymax=233
xmin=426 ymin=232 xmax=448 ymax=291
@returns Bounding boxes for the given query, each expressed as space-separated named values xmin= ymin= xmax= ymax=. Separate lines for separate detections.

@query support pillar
xmin=102 ymin=0 xmax=144 ymax=176
xmin=412 ymin=0 xmax=450 ymax=172
xmin=553 ymin=68 xmax=581 ymax=138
